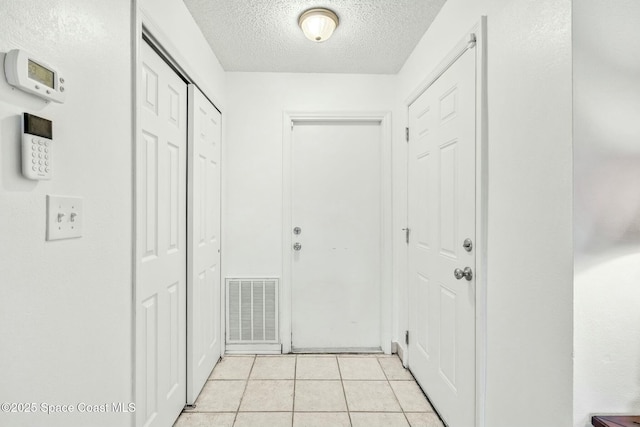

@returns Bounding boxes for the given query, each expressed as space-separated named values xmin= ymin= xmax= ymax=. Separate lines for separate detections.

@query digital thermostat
xmin=4 ymin=49 xmax=66 ymax=103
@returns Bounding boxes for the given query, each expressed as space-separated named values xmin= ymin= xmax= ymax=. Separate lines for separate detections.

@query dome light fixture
xmin=298 ymin=8 xmax=339 ymax=43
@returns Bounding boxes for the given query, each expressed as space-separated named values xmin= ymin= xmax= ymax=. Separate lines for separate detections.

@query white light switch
xmin=46 ymin=195 xmax=82 ymax=241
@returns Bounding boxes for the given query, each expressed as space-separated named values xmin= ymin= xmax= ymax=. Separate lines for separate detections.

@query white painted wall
xmin=0 ymin=1 xmax=225 ymax=426
xmin=0 ymin=1 xmax=584 ymax=425
xmin=0 ymin=2 xmax=132 ymax=426
xmin=224 ymin=72 xmax=393 ymax=274
xmin=396 ymin=0 xmax=573 ymax=425
xmin=223 ymin=73 xmax=395 ymax=349
xmin=139 ymin=0 xmax=226 ymax=109
xmin=573 ymin=1 xmax=640 ymax=425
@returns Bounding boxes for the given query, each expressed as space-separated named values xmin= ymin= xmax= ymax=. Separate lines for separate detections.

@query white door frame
xmin=132 ymin=6 xmax=225 ymax=426
xmin=404 ymin=17 xmax=488 ymax=427
xmin=282 ymin=111 xmax=393 ymax=354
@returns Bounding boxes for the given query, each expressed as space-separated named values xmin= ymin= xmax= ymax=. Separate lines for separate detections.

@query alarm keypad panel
xmin=22 ymin=113 xmax=53 ymax=180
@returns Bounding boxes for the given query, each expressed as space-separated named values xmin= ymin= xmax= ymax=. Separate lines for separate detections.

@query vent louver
xmin=226 ymin=278 xmax=279 ymax=343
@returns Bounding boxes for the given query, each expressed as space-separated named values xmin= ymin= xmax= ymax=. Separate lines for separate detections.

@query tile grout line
xmin=186 ymin=354 xmax=436 ymax=427
xmin=232 ymin=354 xmax=256 ymax=426
xmin=292 ymin=355 xmax=297 ymax=426
xmin=376 ymin=355 xmax=412 ymax=426
xmin=336 ymin=355 xmax=353 ymax=427
xmin=395 ymin=353 xmax=447 ymax=425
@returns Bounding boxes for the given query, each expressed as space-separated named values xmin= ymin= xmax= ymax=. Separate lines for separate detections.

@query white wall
xmin=396 ymin=0 xmax=573 ymax=425
xmin=224 ymin=72 xmax=394 ymax=275
xmin=0 ymin=1 xmax=226 ymax=426
xmin=0 ymin=1 xmax=580 ymax=425
xmin=223 ymin=72 xmax=395 ymax=348
xmin=139 ymin=0 xmax=226 ymax=109
xmin=0 ymin=1 xmax=132 ymax=426
xmin=573 ymin=1 xmax=640 ymax=425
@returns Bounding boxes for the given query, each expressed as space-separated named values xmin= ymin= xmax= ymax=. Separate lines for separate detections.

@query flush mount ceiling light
xmin=298 ymin=8 xmax=339 ymax=42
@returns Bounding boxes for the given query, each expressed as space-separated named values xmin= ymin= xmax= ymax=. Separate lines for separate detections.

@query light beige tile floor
xmin=175 ymin=354 xmax=444 ymax=427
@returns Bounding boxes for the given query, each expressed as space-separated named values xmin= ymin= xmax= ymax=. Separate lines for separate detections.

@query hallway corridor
xmin=173 ymin=354 xmax=444 ymax=427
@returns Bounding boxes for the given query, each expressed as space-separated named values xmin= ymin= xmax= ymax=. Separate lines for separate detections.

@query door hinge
xmin=402 ymin=227 xmax=410 ymax=244
xmin=405 ymin=127 xmax=409 ymax=142
xmin=468 ymin=33 xmax=477 ymax=49
xmin=405 ymin=330 xmax=409 ymax=345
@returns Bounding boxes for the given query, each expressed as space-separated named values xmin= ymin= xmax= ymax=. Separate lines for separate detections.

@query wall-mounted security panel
xmin=4 ymin=49 xmax=66 ymax=103
xmin=22 ymin=113 xmax=53 ymax=180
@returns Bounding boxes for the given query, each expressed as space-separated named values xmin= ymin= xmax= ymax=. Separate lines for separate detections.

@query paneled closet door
xmin=136 ymin=39 xmax=187 ymax=427
xmin=187 ymin=85 xmax=222 ymax=404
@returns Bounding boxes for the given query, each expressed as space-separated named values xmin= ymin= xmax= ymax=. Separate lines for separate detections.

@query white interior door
xmin=136 ymin=40 xmax=187 ymax=427
xmin=408 ymin=46 xmax=476 ymax=427
xmin=291 ymin=121 xmax=382 ymax=352
xmin=187 ymin=85 xmax=221 ymax=403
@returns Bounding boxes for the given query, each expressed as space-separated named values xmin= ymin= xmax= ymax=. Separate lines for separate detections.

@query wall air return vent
xmin=225 ymin=278 xmax=280 ymax=353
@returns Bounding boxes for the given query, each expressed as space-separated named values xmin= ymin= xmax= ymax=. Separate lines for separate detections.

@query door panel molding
xmin=282 ymin=111 xmax=393 ymax=354
xmin=134 ymin=39 xmax=188 ymax=427
xmin=134 ymin=11 xmax=225 ymax=425
xmin=186 ymin=84 xmax=222 ymax=404
xmin=404 ymin=17 xmax=488 ymax=427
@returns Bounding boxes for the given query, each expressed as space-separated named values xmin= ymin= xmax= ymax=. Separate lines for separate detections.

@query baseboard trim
xmin=393 ymin=340 xmax=405 ymax=362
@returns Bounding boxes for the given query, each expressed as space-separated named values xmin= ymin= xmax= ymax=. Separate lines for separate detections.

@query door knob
xmin=454 ymin=267 xmax=473 ymax=281
xmin=293 ymin=242 xmax=302 ymax=251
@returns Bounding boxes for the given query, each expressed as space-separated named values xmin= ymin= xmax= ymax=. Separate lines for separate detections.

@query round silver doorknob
xmin=293 ymin=242 xmax=302 ymax=251
xmin=454 ymin=267 xmax=473 ymax=281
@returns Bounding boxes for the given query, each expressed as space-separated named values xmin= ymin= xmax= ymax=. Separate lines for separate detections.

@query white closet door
xmin=136 ymin=40 xmax=187 ymax=427
xmin=186 ymin=85 xmax=222 ymax=403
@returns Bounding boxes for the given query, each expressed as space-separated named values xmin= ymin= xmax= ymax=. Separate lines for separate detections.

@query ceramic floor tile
xmin=250 ymin=356 xmax=296 ymax=379
xmin=293 ymin=412 xmax=351 ymax=427
xmin=294 ymin=380 xmax=347 ymax=412
xmin=405 ymin=412 xmax=445 ymax=427
xmin=338 ymin=357 xmax=386 ymax=380
xmin=295 ymin=356 xmax=340 ymax=380
xmin=336 ymin=353 xmax=384 ymax=358
xmin=296 ymin=353 xmax=336 ymax=357
xmin=192 ymin=380 xmax=246 ymax=412
xmin=210 ymin=356 xmax=255 ymax=380
xmin=378 ymin=356 xmax=413 ymax=380
xmin=173 ymin=412 xmax=235 ymax=427
xmin=239 ymin=380 xmax=294 ymax=411
xmin=343 ymin=380 xmax=402 ymax=412
xmin=389 ymin=381 xmax=433 ymax=412
xmin=350 ymin=412 xmax=409 ymax=427
xmin=233 ymin=412 xmax=292 ymax=427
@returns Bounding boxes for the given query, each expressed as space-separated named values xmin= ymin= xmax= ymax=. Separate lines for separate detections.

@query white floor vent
xmin=225 ymin=278 xmax=280 ymax=353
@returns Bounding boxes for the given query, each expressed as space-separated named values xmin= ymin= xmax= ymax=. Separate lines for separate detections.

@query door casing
xmin=282 ymin=112 xmax=393 ymax=354
xmin=404 ymin=17 xmax=488 ymax=427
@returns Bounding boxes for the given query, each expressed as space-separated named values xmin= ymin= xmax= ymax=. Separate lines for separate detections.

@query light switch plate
xmin=46 ymin=195 xmax=82 ymax=241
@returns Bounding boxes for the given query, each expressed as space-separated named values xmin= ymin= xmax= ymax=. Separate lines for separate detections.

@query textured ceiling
xmin=182 ymin=0 xmax=447 ymax=74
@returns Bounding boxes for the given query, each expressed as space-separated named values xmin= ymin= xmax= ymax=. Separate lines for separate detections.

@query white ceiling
xmin=182 ymin=0 xmax=447 ymax=74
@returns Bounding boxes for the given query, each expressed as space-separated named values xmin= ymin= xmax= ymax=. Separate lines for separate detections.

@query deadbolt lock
xmin=293 ymin=227 xmax=302 ymax=235
xmin=463 ymin=238 xmax=473 ymax=252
